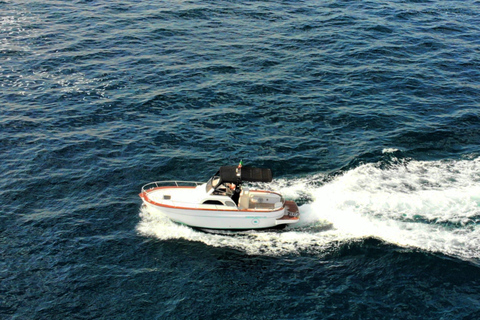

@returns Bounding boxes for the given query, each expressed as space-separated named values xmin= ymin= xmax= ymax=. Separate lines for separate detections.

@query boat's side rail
xmin=141 ymin=181 xmax=203 ymax=193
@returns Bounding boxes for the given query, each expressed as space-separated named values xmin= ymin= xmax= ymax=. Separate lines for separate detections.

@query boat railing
xmin=141 ymin=181 xmax=203 ymax=194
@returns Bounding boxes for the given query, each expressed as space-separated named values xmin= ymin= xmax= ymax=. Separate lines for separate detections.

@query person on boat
xmin=230 ymin=183 xmax=241 ymax=205
xmin=229 ymin=160 xmax=243 ymax=205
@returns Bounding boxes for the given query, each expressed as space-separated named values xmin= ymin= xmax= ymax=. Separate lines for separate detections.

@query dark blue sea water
xmin=2 ymin=0 xmax=480 ymax=319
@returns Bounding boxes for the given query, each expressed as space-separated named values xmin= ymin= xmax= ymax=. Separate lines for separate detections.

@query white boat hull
xmin=143 ymin=201 xmax=292 ymax=230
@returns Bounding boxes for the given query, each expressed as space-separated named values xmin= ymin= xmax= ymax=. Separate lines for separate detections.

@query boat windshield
xmin=206 ymin=177 xmax=213 ymax=193
xmin=206 ymin=175 xmax=220 ymax=193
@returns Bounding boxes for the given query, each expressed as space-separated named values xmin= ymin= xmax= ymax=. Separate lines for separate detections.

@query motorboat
xmin=139 ymin=164 xmax=300 ymax=230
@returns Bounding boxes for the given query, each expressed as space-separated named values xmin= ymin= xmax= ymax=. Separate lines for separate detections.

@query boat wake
xmin=137 ymin=153 xmax=480 ymax=260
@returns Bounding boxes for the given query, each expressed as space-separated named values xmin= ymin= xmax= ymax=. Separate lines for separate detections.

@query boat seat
xmin=238 ymin=190 xmax=250 ymax=210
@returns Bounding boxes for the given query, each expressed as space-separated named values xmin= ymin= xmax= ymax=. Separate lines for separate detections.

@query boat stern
xmin=275 ymin=200 xmax=300 ymax=225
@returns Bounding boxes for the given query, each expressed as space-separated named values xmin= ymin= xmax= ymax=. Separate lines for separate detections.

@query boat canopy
xmin=219 ymin=166 xmax=273 ymax=183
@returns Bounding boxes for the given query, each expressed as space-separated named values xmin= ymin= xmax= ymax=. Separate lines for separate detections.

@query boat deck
xmin=144 ymin=186 xmax=201 ymax=208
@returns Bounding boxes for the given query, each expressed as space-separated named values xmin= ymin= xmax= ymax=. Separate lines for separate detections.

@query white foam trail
xmin=308 ymin=156 xmax=480 ymax=260
xmin=137 ymin=156 xmax=480 ymax=259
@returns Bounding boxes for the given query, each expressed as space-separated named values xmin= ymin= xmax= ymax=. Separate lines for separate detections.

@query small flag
xmin=238 ymin=160 xmax=243 ymax=168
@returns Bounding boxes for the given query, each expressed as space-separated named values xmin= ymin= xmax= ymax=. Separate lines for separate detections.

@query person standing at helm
xmin=232 ymin=160 xmax=243 ymax=205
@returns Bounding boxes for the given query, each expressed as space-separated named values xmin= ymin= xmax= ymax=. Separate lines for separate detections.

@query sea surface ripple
xmin=1 ymin=0 xmax=480 ymax=319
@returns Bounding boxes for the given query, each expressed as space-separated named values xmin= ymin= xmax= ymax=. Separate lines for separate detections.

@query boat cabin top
xmin=206 ymin=166 xmax=272 ymax=193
